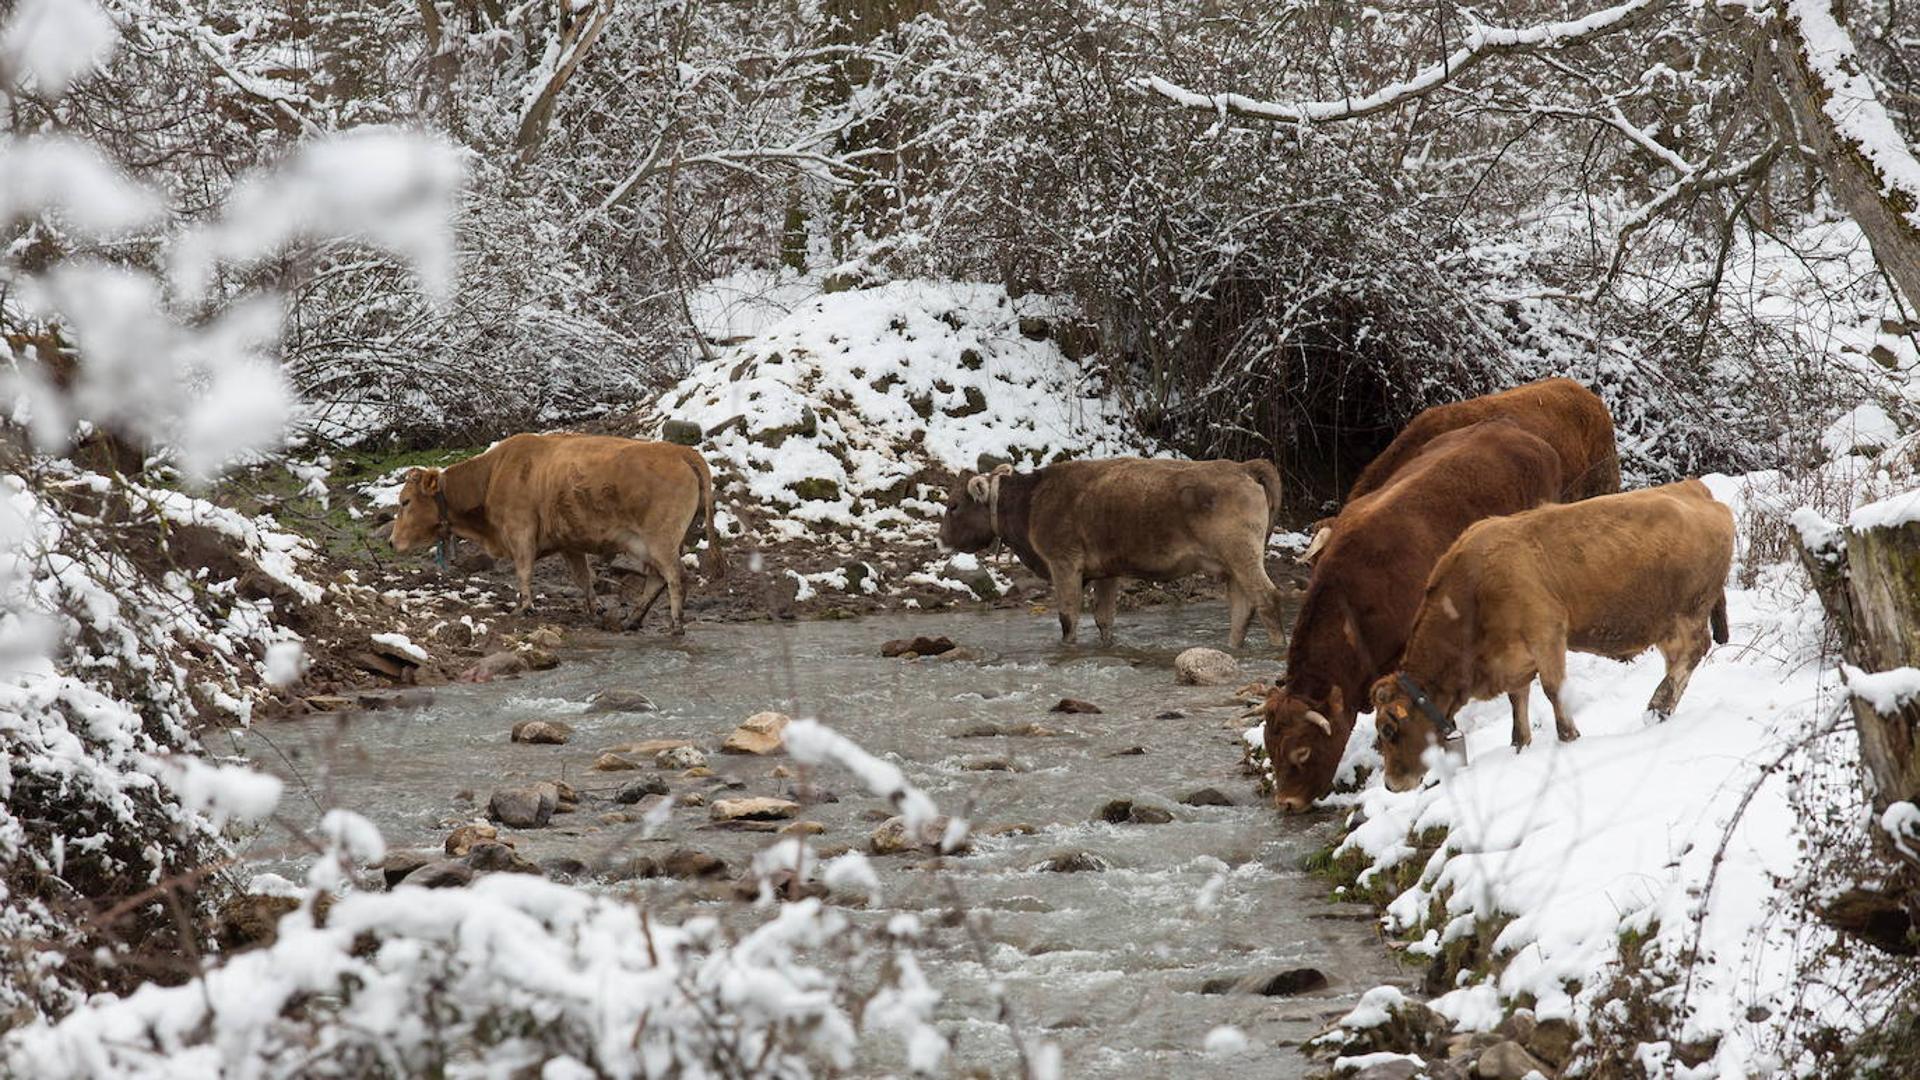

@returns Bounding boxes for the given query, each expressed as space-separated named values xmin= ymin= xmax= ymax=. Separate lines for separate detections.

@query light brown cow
xmin=1369 ymin=479 xmax=1733 ymax=791
xmin=389 ymin=433 xmax=724 ymax=633
xmin=1300 ymin=378 xmax=1620 ymax=563
xmin=939 ymin=457 xmax=1285 ymax=647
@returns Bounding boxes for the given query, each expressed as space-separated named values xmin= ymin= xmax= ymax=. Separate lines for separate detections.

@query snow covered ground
xmin=1258 ymin=457 xmax=1920 ymax=1074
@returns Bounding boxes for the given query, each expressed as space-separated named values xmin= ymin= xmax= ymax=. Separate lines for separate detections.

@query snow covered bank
xmin=653 ymin=280 xmax=1154 ymax=544
xmin=1260 ymin=463 xmax=1918 ymax=1074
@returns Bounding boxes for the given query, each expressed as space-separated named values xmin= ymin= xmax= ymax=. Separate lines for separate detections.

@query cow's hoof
xmin=1557 ymin=727 xmax=1582 ymax=742
xmin=668 ymin=624 xmax=686 ymax=637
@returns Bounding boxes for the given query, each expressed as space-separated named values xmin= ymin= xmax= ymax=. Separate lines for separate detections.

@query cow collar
xmin=983 ymin=466 xmax=1013 ymax=555
xmin=1395 ymin=673 xmax=1458 ymax=740
xmin=433 ymin=487 xmax=453 ymax=569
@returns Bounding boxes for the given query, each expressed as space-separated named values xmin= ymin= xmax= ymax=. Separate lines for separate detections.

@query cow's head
xmin=1369 ymin=674 xmax=1457 ymax=792
xmin=1261 ymin=685 xmax=1347 ymax=812
xmin=938 ymin=467 xmax=1007 ymax=552
xmin=388 ymin=467 xmax=447 ymax=554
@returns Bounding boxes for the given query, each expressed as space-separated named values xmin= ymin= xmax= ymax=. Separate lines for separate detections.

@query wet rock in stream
xmin=1173 ymin=646 xmax=1239 ymax=686
xmin=460 ymin=651 xmax=528 ymax=682
xmin=585 ymin=687 xmax=655 ymax=713
xmin=1036 ymin=850 xmax=1109 ymax=873
xmin=1200 ymin=967 xmax=1329 ymax=997
xmin=614 ymin=776 xmax=670 ymax=804
xmin=488 ymin=782 xmax=558 ymax=828
xmin=709 ymin=796 xmax=798 ymax=822
xmin=443 ymin=823 xmax=498 ymax=856
xmin=510 ymin=719 xmax=572 ymax=745
xmin=609 ymin=847 xmax=729 ymax=881
xmin=466 ymin=841 xmax=540 ymax=875
xmin=379 ymin=850 xmax=432 ymax=887
xmin=592 ymin=752 xmax=641 ymax=772
xmin=869 ymin=815 xmax=970 ymax=855
xmin=1049 ymin=698 xmax=1101 ymax=714
xmin=721 ymin=711 xmax=790 ymax=755
xmin=881 ymin=635 xmax=956 ymax=658
xmin=1180 ymin=787 xmax=1236 ymax=807
xmin=657 ymin=745 xmax=706 ymax=770
xmin=1094 ymin=799 xmax=1174 ymax=825
xmin=405 ymin=860 xmax=475 ymax=888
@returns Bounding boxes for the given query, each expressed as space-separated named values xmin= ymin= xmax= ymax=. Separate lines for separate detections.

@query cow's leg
xmin=1647 ymin=618 xmax=1712 ymax=721
xmin=1226 ymin=582 xmax=1252 ymax=649
xmin=1534 ymin=635 xmax=1578 ymax=742
xmin=563 ymin=552 xmax=598 ymax=618
xmin=656 ymin=553 xmax=688 ymax=636
xmin=510 ymin=543 xmax=537 ymax=616
xmin=1091 ymin=578 xmax=1121 ymax=646
xmin=1225 ymin=552 xmax=1287 ymax=647
xmin=624 ymin=570 xmax=667 ymax=631
xmin=1507 ymin=686 xmax=1532 ymax=751
xmin=1052 ymin=566 xmax=1084 ymax=644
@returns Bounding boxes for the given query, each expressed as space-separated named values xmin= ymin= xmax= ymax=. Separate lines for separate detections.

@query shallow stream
xmin=243 ymin=601 xmax=1411 ymax=1078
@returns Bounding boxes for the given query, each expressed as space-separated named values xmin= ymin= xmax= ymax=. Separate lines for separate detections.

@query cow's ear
xmin=1288 ymin=745 xmax=1312 ymax=765
xmin=1370 ymin=679 xmax=1393 ymax=708
xmin=417 ymin=468 xmax=442 ymax=495
xmin=966 ymin=474 xmax=991 ymax=502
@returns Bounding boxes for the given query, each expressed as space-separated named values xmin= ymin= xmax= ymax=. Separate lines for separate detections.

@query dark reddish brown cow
xmin=1261 ymin=419 xmax=1564 ymax=811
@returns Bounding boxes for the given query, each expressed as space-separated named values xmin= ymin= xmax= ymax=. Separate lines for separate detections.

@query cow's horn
xmin=1303 ymin=710 xmax=1332 ymax=735
xmin=991 ymin=462 xmax=1013 ymax=476
xmin=966 ymin=474 xmax=991 ymax=502
xmin=1296 ymin=527 xmax=1331 ymax=565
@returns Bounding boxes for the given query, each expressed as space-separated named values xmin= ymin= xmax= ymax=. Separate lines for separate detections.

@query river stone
xmin=880 ymin=635 xmax=957 ymax=658
xmin=1340 ymin=997 xmax=1451 ymax=1058
xmin=592 ymin=752 xmax=641 ymax=772
xmin=680 ymin=791 xmax=707 ymax=807
xmin=519 ymin=646 xmax=560 ymax=671
xmin=616 ymin=776 xmax=670 ymax=804
xmin=526 ymin=626 xmax=564 ymax=650
xmin=510 ymin=719 xmax=573 ymax=745
xmin=662 ymin=418 xmax=703 ymax=446
xmin=1230 ymin=680 xmax=1271 ymax=701
xmin=611 ymin=847 xmax=729 ymax=881
xmin=444 ymin=823 xmax=499 ymax=857
xmin=722 ymin=711 xmax=790 ymax=755
xmin=1526 ymin=1018 xmax=1577 ymax=1066
xmin=1155 ymin=710 xmax=1186 ymax=720
xmin=1036 ymin=850 xmax=1108 ymax=873
xmin=1107 ymin=745 xmax=1147 ymax=757
xmin=710 ymin=796 xmax=798 ymax=822
xmin=488 ymin=783 xmax=558 ymax=828
xmin=586 ymin=688 xmax=656 ymax=714
xmin=781 ymin=820 xmax=826 ymax=837
xmin=1473 ymin=1041 xmax=1549 ymax=1080
xmin=1349 ymin=1061 xmax=1423 ymax=1080
xmin=1174 ymin=647 xmax=1239 ymax=686
xmin=1496 ymin=1009 xmax=1536 ymax=1045
xmin=406 ymin=860 xmax=474 ymax=888
xmin=658 ymin=745 xmax=706 ymax=770
xmin=984 ymin=822 xmax=1037 ymax=836
xmin=1049 ymin=698 xmax=1101 ymax=714
xmin=962 ymin=756 xmax=1015 ymax=772
xmin=1181 ymin=787 xmax=1235 ymax=807
xmin=466 ymin=841 xmax=540 ymax=875
xmin=1242 ymin=968 xmax=1328 ymax=996
xmin=379 ymin=850 xmax=432 ymax=888
xmin=542 ymin=857 xmax=588 ymax=882
xmin=461 ymin=651 xmax=528 ymax=682
xmin=1094 ymin=799 xmax=1173 ymax=825
xmin=869 ymin=815 xmax=969 ymax=855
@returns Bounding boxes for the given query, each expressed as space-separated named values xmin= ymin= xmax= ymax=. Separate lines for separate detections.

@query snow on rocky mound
xmin=654 ymin=281 xmax=1154 ymax=543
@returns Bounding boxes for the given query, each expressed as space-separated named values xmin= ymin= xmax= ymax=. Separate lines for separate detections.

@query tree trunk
xmin=1799 ymin=514 xmax=1920 ymax=821
xmin=1773 ymin=0 xmax=1920 ymax=311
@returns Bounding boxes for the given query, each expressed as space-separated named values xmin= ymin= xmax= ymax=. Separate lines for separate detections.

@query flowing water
xmin=242 ymin=601 xmax=1411 ymax=1078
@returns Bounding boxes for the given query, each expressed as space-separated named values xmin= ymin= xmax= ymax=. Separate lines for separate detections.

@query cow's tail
xmin=694 ymin=454 xmax=726 ymax=581
xmin=1710 ymin=595 xmax=1728 ymax=645
xmin=1243 ymin=458 xmax=1284 ymax=532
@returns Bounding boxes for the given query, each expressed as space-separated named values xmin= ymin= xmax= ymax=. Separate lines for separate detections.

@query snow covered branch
xmin=1140 ymin=0 xmax=1667 ymax=126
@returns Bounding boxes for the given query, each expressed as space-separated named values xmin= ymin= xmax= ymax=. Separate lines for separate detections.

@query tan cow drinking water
xmin=938 ymin=457 xmax=1285 ymax=647
xmin=1369 ymin=479 xmax=1734 ymax=792
xmin=389 ymin=433 xmax=724 ymax=633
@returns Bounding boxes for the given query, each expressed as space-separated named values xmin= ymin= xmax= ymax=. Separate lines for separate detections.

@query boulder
xmin=662 ymin=418 xmax=703 ymax=446
xmin=594 ymin=753 xmax=641 ymax=773
xmin=1181 ymin=787 xmax=1235 ymax=807
xmin=615 ymin=776 xmax=670 ymax=804
xmin=526 ymin=626 xmax=564 ymax=650
xmin=585 ymin=688 xmax=656 ymax=714
xmin=881 ymin=635 xmax=956 ymax=658
xmin=379 ymin=850 xmax=432 ymax=888
xmin=1473 ymin=1041 xmax=1550 ymax=1080
xmin=444 ymin=823 xmax=499 ymax=857
xmin=510 ymin=719 xmax=573 ymax=745
xmin=1049 ymin=698 xmax=1102 ymax=714
xmin=869 ymin=815 xmax=970 ymax=855
xmin=657 ymin=745 xmax=707 ymax=770
xmin=406 ymin=860 xmax=475 ymax=888
xmin=1036 ymin=850 xmax=1108 ymax=873
xmin=1094 ymin=799 xmax=1173 ymax=825
xmin=519 ymin=646 xmax=559 ymax=671
xmin=460 ymin=651 xmax=528 ymax=682
xmin=488 ymin=783 xmax=558 ymax=828
xmin=1174 ymin=647 xmax=1239 ymax=686
xmin=1525 ymin=1017 xmax=1577 ymax=1067
xmin=709 ymin=796 xmax=799 ymax=822
xmin=722 ymin=711 xmax=791 ymax=755
xmin=465 ymin=841 xmax=540 ymax=875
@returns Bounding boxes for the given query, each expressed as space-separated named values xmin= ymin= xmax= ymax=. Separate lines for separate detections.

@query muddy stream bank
xmin=243 ymin=601 xmax=1412 ymax=1078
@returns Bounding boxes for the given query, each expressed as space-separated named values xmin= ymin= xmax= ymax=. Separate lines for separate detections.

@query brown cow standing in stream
xmin=1298 ymin=378 xmax=1620 ymax=563
xmin=1369 ymin=479 xmax=1734 ymax=792
xmin=1261 ymin=420 xmax=1565 ymax=812
xmin=388 ymin=433 xmax=724 ymax=633
xmin=938 ymin=457 xmax=1285 ymax=647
